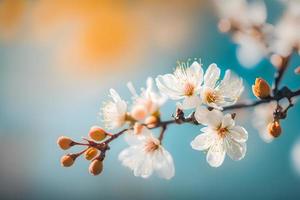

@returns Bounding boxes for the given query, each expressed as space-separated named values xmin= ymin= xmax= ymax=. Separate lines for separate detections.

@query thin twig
xmin=272 ymin=56 xmax=291 ymax=94
xmin=158 ymin=125 xmax=167 ymax=142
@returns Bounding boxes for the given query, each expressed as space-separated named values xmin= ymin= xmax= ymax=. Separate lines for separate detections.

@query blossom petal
xmin=191 ymin=133 xmax=215 ymax=151
xmin=156 ymin=74 xmax=182 ymax=100
xmin=109 ymin=88 xmax=122 ymax=102
xmin=124 ymin=130 xmax=148 ymax=146
xmin=206 ymin=109 xmax=223 ymax=127
xmin=224 ymin=139 xmax=247 ymax=161
xmin=229 ymin=126 xmax=248 ymax=143
xmin=206 ymin=142 xmax=226 ymax=167
xmin=154 ymin=148 xmax=175 ymax=180
xmin=204 ymin=63 xmax=220 ymax=88
xmin=133 ymin=153 xmax=154 ymax=178
xmin=222 ymin=113 xmax=235 ymax=128
xmin=118 ymin=146 xmax=142 ymax=170
xmin=194 ymin=106 xmax=210 ymax=125
xmin=216 ymin=70 xmax=244 ymax=107
xmin=188 ymin=61 xmax=204 ymax=86
xmin=180 ymin=96 xmax=201 ymax=110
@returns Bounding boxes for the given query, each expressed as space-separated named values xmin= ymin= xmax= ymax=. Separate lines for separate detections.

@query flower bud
xmin=131 ymin=105 xmax=147 ymax=121
xmin=89 ymin=126 xmax=107 ymax=141
xmin=57 ymin=136 xmax=73 ymax=150
xmin=133 ymin=122 xmax=144 ymax=135
xmin=268 ymin=120 xmax=282 ymax=138
xmin=145 ymin=116 xmax=158 ymax=128
xmin=85 ymin=147 xmax=98 ymax=160
xmin=89 ymin=159 xmax=103 ymax=176
xmin=60 ymin=155 xmax=75 ymax=167
xmin=252 ymin=78 xmax=271 ymax=99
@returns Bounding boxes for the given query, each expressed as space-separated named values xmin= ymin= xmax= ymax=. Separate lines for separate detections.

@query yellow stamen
xmin=144 ymin=140 xmax=159 ymax=153
xmin=184 ymin=83 xmax=195 ymax=96
xmin=217 ymin=127 xmax=228 ymax=138
xmin=205 ymin=91 xmax=217 ymax=103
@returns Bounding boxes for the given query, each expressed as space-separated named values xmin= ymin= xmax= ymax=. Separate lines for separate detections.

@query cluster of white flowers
xmin=101 ymin=61 xmax=247 ymax=179
xmin=273 ymin=0 xmax=300 ymax=56
xmin=214 ymin=0 xmax=300 ymax=68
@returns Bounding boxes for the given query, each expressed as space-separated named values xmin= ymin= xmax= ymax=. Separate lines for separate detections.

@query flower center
xmin=205 ymin=91 xmax=217 ymax=103
xmin=144 ymin=140 xmax=159 ymax=153
xmin=217 ymin=127 xmax=228 ymax=138
xmin=184 ymin=83 xmax=195 ymax=96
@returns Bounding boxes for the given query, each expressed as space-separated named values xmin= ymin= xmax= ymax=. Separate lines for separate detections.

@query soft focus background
xmin=1 ymin=0 xmax=300 ymax=199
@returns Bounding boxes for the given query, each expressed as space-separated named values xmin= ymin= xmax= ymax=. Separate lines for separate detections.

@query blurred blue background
xmin=0 ymin=0 xmax=300 ymax=199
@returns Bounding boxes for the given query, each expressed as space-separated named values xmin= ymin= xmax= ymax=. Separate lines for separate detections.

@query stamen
xmin=217 ymin=127 xmax=228 ymax=138
xmin=205 ymin=91 xmax=217 ymax=103
xmin=184 ymin=83 xmax=195 ymax=96
xmin=144 ymin=139 xmax=159 ymax=153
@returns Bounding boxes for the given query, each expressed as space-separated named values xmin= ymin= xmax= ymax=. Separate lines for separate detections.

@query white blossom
xmin=214 ymin=0 xmax=267 ymax=29
xmin=214 ymin=0 xmax=271 ymax=67
xmin=192 ymin=108 xmax=248 ymax=167
xmin=127 ymin=77 xmax=167 ymax=120
xmin=119 ymin=128 xmax=175 ymax=179
xmin=234 ymin=30 xmax=270 ymax=68
xmin=252 ymin=102 xmax=277 ymax=143
xmin=200 ymin=63 xmax=244 ymax=109
xmin=273 ymin=1 xmax=300 ymax=56
xmin=101 ymin=89 xmax=127 ymax=130
xmin=155 ymin=61 xmax=203 ymax=110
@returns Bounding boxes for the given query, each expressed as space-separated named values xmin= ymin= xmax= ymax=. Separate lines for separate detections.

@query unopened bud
xmin=133 ymin=122 xmax=144 ymax=135
xmin=57 ymin=136 xmax=73 ymax=150
xmin=268 ymin=120 xmax=282 ymax=138
xmin=89 ymin=159 xmax=103 ymax=176
xmin=131 ymin=105 xmax=147 ymax=121
xmin=61 ymin=155 xmax=75 ymax=167
xmin=252 ymin=78 xmax=271 ymax=99
xmin=145 ymin=116 xmax=158 ymax=128
xmin=85 ymin=147 xmax=98 ymax=160
xmin=89 ymin=126 xmax=107 ymax=141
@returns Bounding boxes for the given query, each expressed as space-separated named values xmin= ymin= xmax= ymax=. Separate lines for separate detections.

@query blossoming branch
xmin=57 ymin=0 xmax=300 ymax=179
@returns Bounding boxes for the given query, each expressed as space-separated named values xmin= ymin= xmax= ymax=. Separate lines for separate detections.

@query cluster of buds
xmin=251 ymin=77 xmax=296 ymax=139
xmin=122 ymin=110 xmax=160 ymax=136
xmin=57 ymin=126 xmax=110 ymax=175
xmin=267 ymin=101 xmax=293 ymax=138
xmin=253 ymin=77 xmax=278 ymax=139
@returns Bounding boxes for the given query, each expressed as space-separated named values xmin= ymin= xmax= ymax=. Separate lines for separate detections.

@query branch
xmin=158 ymin=125 xmax=167 ymax=142
xmin=272 ymin=56 xmax=291 ymax=94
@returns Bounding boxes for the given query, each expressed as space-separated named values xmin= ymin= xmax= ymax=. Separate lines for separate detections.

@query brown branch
xmin=104 ymin=128 xmax=131 ymax=145
xmin=69 ymin=87 xmax=300 ymax=154
xmin=158 ymin=125 xmax=167 ymax=142
xmin=272 ymin=56 xmax=291 ymax=94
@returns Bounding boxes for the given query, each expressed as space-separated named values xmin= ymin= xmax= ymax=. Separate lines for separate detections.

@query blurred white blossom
xmin=214 ymin=0 xmax=273 ymax=68
xmin=102 ymin=89 xmax=127 ymax=129
xmin=252 ymin=102 xmax=277 ymax=143
xmin=127 ymin=77 xmax=167 ymax=121
xmin=214 ymin=0 xmax=267 ymax=29
xmin=273 ymin=1 xmax=300 ymax=56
